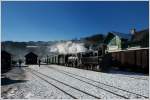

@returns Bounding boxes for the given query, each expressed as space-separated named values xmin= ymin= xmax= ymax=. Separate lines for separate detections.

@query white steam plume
xmin=50 ymin=41 xmax=87 ymax=54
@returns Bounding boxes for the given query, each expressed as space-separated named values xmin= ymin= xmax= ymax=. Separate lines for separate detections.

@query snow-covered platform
xmin=1 ymin=65 xmax=149 ymax=99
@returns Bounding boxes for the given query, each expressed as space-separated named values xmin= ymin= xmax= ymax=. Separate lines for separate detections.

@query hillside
xmin=1 ymin=34 xmax=105 ymax=61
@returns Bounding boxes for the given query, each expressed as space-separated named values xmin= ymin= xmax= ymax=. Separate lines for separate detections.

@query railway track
xmin=53 ymin=64 xmax=148 ymax=80
xmin=47 ymin=66 xmax=148 ymax=99
xmin=107 ymin=70 xmax=148 ymax=80
xmin=82 ymin=68 xmax=148 ymax=80
xmin=116 ymin=75 xmax=148 ymax=80
xmin=25 ymin=68 xmax=102 ymax=99
xmin=24 ymin=68 xmax=77 ymax=99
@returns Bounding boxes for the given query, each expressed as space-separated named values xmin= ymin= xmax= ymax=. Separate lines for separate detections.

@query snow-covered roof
xmin=110 ymin=31 xmax=132 ymax=40
xmin=2 ymin=50 xmax=12 ymax=56
xmin=25 ymin=52 xmax=38 ymax=57
xmin=108 ymin=47 xmax=149 ymax=53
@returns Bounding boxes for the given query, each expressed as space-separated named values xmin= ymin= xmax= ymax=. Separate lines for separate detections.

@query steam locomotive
xmin=47 ymin=45 xmax=149 ymax=73
xmin=48 ymin=45 xmax=112 ymax=71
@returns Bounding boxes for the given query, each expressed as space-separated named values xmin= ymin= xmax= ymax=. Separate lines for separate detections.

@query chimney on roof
xmin=130 ymin=28 xmax=136 ymax=35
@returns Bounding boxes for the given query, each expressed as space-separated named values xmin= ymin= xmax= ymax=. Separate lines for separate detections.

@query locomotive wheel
xmin=71 ymin=63 xmax=73 ymax=67
xmin=91 ymin=65 xmax=94 ymax=70
xmin=91 ymin=65 xmax=94 ymax=71
xmin=96 ymin=65 xmax=100 ymax=71
xmin=87 ymin=66 xmax=89 ymax=70
xmin=96 ymin=65 xmax=103 ymax=71
xmin=66 ymin=64 xmax=68 ymax=67
xmin=86 ymin=66 xmax=88 ymax=70
xmin=93 ymin=65 xmax=97 ymax=71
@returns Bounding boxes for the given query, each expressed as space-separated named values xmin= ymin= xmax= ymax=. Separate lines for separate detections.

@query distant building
xmin=104 ymin=32 xmax=131 ymax=52
xmin=1 ymin=50 xmax=12 ymax=73
xmin=25 ymin=52 xmax=38 ymax=64
xmin=128 ymin=28 xmax=149 ymax=48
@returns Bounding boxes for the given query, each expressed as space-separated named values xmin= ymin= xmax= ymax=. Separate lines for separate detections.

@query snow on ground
xmin=28 ymin=66 xmax=119 ymax=99
xmin=29 ymin=65 xmax=149 ymax=99
xmin=1 ymin=67 xmax=72 ymax=99
xmin=1 ymin=65 xmax=149 ymax=99
xmin=48 ymin=65 xmax=149 ymax=98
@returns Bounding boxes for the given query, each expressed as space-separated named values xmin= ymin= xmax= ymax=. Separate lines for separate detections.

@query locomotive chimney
xmin=130 ymin=28 xmax=136 ymax=35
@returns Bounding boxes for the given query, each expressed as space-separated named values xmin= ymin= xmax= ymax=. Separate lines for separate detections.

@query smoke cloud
xmin=50 ymin=41 xmax=87 ymax=54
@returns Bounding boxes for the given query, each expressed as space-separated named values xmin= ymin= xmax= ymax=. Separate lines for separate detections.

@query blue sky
xmin=2 ymin=1 xmax=149 ymax=41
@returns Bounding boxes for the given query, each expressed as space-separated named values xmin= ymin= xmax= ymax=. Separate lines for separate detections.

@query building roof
xmin=25 ymin=52 xmax=38 ymax=57
xmin=1 ymin=50 xmax=11 ymax=56
xmin=110 ymin=31 xmax=132 ymax=40
xmin=104 ymin=31 xmax=131 ymax=44
xmin=108 ymin=47 xmax=149 ymax=53
xmin=131 ymin=29 xmax=149 ymax=42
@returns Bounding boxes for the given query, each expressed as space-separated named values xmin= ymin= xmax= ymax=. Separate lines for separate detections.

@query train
xmin=47 ymin=45 xmax=112 ymax=72
xmin=46 ymin=46 xmax=149 ymax=73
xmin=110 ymin=48 xmax=149 ymax=73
